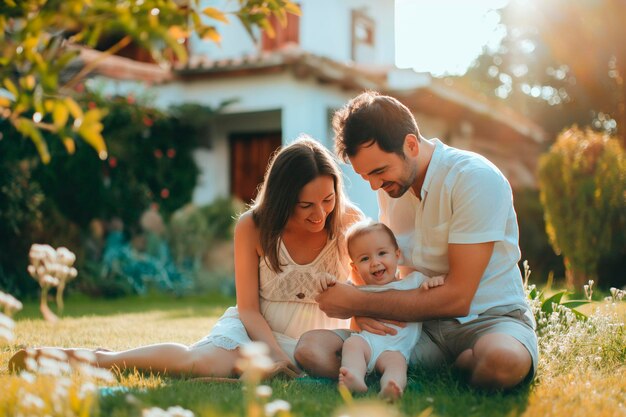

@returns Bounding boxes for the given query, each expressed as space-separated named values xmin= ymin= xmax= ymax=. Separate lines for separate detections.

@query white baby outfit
xmin=354 ymin=272 xmax=426 ymax=373
xmin=193 ymin=237 xmax=351 ymax=363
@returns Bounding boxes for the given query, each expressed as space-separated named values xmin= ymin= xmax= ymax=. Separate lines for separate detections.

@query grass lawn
xmin=1 ymin=293 xmax=625 ymax=417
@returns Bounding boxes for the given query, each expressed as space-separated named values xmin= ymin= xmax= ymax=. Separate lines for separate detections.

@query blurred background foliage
xmin=538 ymin=128 xmax=625 ymax=289
xmin=0 ymin=92 xmax=240 ymax=298
xmin=0 ymin=0 xmax=300 ymax=163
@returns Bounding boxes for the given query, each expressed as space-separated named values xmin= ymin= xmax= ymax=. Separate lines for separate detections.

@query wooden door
xmin=230 ymin=132 xmax=282 ymax=203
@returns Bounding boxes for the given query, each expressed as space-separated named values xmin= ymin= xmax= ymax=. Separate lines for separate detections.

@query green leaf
xmin=3 ymin=78 xmax=18 ymax=97
xmin=561 ymin=300 xmax=590 ymax=309
xmin=62 ymin=136 xmax=76 ymax=155
xmin=203 ymin=7 xmax=229 ymax=24
xmin=284 ymin=2 xmax=301 ymax=15
xmin=199 ymin=26 xmax=221 ymax=43
xmin=65 ymin=97 xmax=83 ymax=119
xmin=541 ymin=290 xmax=567 ymax=314
xmin=53 ymin=101 xmax=69 ymax=129
xmin=78 ymin=122 xmax=108 ymax=160
xmin=15 ymin=117 xmax=50 ymax=164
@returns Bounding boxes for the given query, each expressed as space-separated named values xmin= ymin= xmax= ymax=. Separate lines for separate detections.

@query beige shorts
xmin=410 ymin=305 xmax=539 ymax=382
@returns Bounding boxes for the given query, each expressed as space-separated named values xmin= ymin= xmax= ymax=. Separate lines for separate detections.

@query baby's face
xmin=349 ymin=230 xmax=400 ymax=286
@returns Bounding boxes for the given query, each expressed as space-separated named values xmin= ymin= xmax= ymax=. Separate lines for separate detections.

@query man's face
xmin=348 ymin=141 xmax=417 ymax=198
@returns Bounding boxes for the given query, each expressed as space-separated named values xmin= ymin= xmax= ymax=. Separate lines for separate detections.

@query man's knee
xmin=294 ymin=330 xmax=344 ymax=378
xmin=473 ymin=344 xmax=531 ymax=389
xmin=295 ymin=331 xmax=334 ymax=366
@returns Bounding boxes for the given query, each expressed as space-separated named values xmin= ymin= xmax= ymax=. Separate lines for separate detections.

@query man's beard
xmin=382 ymin=160 xmax=417 ymax=198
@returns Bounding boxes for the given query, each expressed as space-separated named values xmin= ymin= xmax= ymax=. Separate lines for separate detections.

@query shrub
xmin=514 ymin=188 xmax=565 ymax=283
xmin=168 ymin=198 xmax=240 ymax=272
xmin=538 ymin=127 xmax=625 ymax=288
xmin=0 ymin=93 xmax=215 ymax=297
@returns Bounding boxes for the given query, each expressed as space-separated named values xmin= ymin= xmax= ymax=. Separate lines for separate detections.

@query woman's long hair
xmin=251 ymin=135 xmax=348 ymax=272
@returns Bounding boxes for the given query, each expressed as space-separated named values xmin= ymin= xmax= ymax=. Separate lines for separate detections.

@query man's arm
xmin=316 ymin=241 xmax=494 ymax=321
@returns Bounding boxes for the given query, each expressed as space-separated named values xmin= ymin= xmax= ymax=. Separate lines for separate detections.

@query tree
xmin=538 ymin=127 xmax=625 ymax=289
xmin=462 ymin=0 xmax=626 ymax=146
xmin=0 ymin=0 xmax=300 ymax=163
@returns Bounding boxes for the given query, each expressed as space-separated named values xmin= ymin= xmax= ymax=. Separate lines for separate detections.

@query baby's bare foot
xmin=379 ymin=379 xmax=403 ymax=402
xmin=338 ymin=367 xmax=367 ymax=393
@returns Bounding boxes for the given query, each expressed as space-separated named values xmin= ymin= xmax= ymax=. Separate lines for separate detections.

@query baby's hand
xmin=317 ymin=272 xmax=337 ymax=292
xmin=421 ymin=274 xmax=446 ymax=290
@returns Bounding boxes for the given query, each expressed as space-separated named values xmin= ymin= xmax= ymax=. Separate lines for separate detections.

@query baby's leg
xmin=375 ymin=351 xmax=407 ymax=402
xmin=338 ymin=336 xmax=370 ymax=393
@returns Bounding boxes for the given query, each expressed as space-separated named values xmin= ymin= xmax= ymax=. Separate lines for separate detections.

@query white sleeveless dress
xmin=192 ymin=237 xmax=351 ymax=363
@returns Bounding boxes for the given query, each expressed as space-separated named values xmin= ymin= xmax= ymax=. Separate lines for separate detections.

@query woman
xmin=10 ymin=137 xmax=361 ymax=378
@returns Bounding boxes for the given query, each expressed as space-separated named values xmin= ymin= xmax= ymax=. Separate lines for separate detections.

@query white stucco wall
xmin=190 ymin=0 xmax=260 ymax=61
xmin=189 ymin=0 xmax=396 ymax=67
xmin=150 ymin=72 xmax=378 ymax=217
xmin=299 ymin=0 xmax=395 ymax=66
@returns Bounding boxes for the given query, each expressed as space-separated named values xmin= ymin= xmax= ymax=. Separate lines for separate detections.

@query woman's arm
xmin=234 ymin=212 xmax=298 ymax=371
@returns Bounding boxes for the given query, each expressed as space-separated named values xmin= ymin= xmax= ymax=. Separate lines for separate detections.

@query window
xmin=351 ymin=10 xmax=375 ymax=63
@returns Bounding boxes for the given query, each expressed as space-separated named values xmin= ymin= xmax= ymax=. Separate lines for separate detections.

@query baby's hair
xmin=345 ymin=219 xmax=399 ymax=258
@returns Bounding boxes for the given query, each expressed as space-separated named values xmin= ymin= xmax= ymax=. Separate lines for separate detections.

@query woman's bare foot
xmin=338 ymin=366 xmax=367 ymax=393
xmin=379 ymin=379 xmax=403 ymax=402
xmin=8 ymin=347 xmax=98 ymax=373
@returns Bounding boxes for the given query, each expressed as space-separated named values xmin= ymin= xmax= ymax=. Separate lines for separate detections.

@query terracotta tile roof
xmin=73 ymin=44 xmax=545 ymax=145
xmin=174 ymin=45 xmax=546 ymax=144
xmin=73 ymin=46 xmax=172 ymax=84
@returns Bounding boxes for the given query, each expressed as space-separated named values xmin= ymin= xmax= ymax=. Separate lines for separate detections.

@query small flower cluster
xmin=237 ymin=342 xmax=293 ymax=417
xmin=27 ymin=243 xmax=78 ymax=320
xmin=583 ymin=280 xmax=594 ymax=301
xmin=142 ymin=405 xmax=195 ymax=417
xmin=606 ymin=287 xmax=625 ymax=303
xmin=28 ymin=244 xmax=78 ymax=288
xmin=237 ymin=342 xmax=275 ymax=383
xmin=8 ymin=348 xmax=116 ymax=417
xmin=0 ymin=291 xmax=23 ymax=344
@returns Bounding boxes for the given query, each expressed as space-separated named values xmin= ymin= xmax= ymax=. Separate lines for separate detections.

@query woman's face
xmin=288 ymin=175 xmax=336 ymax=233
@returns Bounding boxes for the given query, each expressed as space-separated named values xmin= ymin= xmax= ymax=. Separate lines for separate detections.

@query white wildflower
xmin=142 ymin=406 xmax=194 ymax=417
xmin=78 ymin=382 xmax=97 ymax=399
xmin=20 ymin=371 xmax=36 ymax=384
xmin=21 ymin=393 xmax=45 ymax=409
xmin=0 ymin=313 xmax=16 ymax=329
xmin=265 ymin=399 xmax=291 ymax=417
xmin=0 ymin=326 xmax=14 ymax=343
xmin=241 ymin=342 xmax=270 ymax=359
xmin=72 ymin=349 xmax=97 ymax=363
xmin=0 ymin=291 xmax=23 ymax=314
xmin=40 ymin=347 xmax=69 ymax=362
xmin=79 ymin=363 xmax=116 ymax=382
xmin=56 ymin=247 xmax=76 ymax=266
xmin=143 ymin=407 xmax=169 ymax=417
xmin=166 ymin=406 xmax=195 ymax=417
xmin=256 ymin=385 xmax=273 ymax=398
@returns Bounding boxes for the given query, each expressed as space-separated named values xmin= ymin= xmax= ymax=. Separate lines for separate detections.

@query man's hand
xmin=315 ymin=282 xmax=361 ymax=319
xmin=316 ymin=272 xmax=337 ymax=293
xmin=354 ymin=316 xmax=406 ymax=336
xmin=421 ymin=274 xmax=446 ymax=290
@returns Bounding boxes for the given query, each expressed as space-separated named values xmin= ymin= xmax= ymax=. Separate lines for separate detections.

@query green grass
xmin=2 ymin=293 xmax=625 ymax=417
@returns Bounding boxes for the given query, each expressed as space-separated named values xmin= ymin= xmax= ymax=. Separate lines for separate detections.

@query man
xmin=294 ymin=91 xmax=538 ymax=390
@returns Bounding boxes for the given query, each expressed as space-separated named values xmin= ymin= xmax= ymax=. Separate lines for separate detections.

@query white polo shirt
xmin=378 ymin=139 xmax=527 ymax=323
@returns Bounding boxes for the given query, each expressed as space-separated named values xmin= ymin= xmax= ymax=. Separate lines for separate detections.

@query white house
xmin=84 ymin=0 xmax=546 ymax=219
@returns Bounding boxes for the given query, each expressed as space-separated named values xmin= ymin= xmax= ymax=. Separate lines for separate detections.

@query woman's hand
xmin=354 ymin=316 xmax=406 ymax=336
xmin=270 ymin=352 xmax=302 ymax=378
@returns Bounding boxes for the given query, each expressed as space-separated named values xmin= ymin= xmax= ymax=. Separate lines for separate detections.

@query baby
xmin=338 ymin=220 xmax=444 ymax=401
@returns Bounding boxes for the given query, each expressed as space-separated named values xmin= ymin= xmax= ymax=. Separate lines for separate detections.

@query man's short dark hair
xmin=333 ymin=91 xmax=420 ymax=161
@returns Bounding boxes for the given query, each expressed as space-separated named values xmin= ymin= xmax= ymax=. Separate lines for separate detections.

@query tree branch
xmin=62 ymin=35 xmax=133 ymax=90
